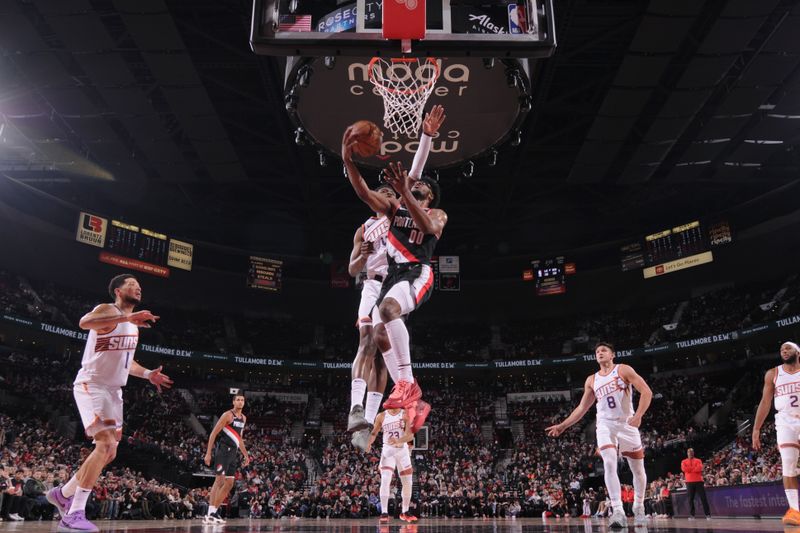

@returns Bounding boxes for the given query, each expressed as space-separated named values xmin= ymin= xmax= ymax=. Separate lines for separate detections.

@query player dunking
xmin=342 ymin=105 xmax=447 ymax=433
xmin=46 ymin=274 xmax=172 ymax=533
xmin=752 ymin=341 xmax=800 ymax=526
xmin=347 ymin=108 xmax=445 ymax=449
xmin=546 ymin=342 xmax=652 ymax=529
xmin=366 ymin=407 xmax=418 ymax=524
xmin=203 ymin=392 xmax=250 ymax=524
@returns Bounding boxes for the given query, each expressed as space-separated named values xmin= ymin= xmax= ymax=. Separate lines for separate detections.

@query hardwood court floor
xmin=0 ymin=516 xmax=793 ymax=532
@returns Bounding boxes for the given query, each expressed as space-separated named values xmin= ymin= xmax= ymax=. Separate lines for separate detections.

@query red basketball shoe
xmin=400 ymin=513 xmax=418 ymax=523
xmin=411 ymin=400 xmax=431 ymax=433
xmin=384 ymin=379 xmax=422 ymax=409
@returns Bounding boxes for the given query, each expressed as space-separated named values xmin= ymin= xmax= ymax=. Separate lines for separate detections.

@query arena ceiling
xmin=1 ymin=0 xmax=799 ymax=274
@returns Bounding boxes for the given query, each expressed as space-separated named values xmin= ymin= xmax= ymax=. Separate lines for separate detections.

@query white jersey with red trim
xmin=362 ymin=215 xmax=390 ymax=278
xmin=382 ymin=409 xmax=406 ymax=448
xmin=593 ymin=365 xmax=633 ymax=421
xmin=74 ymin=311 xmax=138 ymax=388
xmin=774 ymin=365 xmax=800 ymax=425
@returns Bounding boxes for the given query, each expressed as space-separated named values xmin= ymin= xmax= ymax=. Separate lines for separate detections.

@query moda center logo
xmin=75 ymin=212 xmax=108 ymax=248
xmin=346 ymin=60 xmax=470 ymax=156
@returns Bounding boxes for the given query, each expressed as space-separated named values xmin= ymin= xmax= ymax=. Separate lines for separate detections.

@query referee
xmin=681 ymin=448 xmax=711 ymax=519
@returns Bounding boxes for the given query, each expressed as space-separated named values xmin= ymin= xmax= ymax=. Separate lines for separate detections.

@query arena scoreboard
xmin=248 ymin=256 xmax=283 ymax=292
xmin=75 ymin=212 xmax=193 ymax=277
xmin=620 ymin=219 xmax=732 ymax=278
xmin=532 ymin=256 xmax=566 ymax=296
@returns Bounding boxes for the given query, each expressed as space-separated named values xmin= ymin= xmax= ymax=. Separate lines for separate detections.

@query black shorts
xmin=374 ymin=262 xmax=434 ymax=317
xmin=213 ymin=442 xmax=238 ymax=477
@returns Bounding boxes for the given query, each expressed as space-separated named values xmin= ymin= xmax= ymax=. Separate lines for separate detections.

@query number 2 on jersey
xmin=791 ymin=395 xmax=799 ymax=408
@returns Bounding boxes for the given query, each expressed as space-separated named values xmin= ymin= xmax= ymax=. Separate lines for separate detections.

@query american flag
xmin=278 ymin=14 xmax=313 ymax=32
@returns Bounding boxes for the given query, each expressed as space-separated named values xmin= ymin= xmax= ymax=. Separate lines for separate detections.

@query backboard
xmin=251 ymin=0 xmax=556 ymax=58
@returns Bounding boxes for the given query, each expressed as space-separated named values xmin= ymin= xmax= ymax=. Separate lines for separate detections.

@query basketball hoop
xmin=368 ymin=57 xmax=440 ymax=137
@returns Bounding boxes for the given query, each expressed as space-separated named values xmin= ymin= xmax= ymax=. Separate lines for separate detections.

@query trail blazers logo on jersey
xmin=595 ymin=378 xmax=626 ymax=399
xmin=95 ymin=335 xmax=138 ymax=352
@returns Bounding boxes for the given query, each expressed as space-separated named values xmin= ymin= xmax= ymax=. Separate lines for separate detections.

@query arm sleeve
xmin=408 ymin=133 xmax=433 ymax=180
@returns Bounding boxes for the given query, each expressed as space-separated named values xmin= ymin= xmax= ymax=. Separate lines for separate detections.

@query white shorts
xmin=596 ymin=418 xmax=643 ymax=455
xmin=74 ymin=382 xmax=123 ymax=439
xmin=370 ymin=281 xmax=419 ymax=326
xmin=777 ymin=423 xmax=800 ymax=447
xmin=356 ymin=279 xmax=383 ymax=328
xmin=380 ymin=444 xmax=412 ymax=473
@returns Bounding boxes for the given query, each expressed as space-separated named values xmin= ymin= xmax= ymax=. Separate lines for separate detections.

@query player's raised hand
xmin=341 ymin=126 xmax=357 ymax=163
xmin=148 ymin=366 xmax=173 ymax=393
xmin=128 ymin=310 xmax=159 ymax=328
xmin=545 ymin=423 xmax=564 ymax=437
xmin=422 ymin=104 xmax=446 ymax=137
xmin=383 ymin=162 xmax=411 ymax=195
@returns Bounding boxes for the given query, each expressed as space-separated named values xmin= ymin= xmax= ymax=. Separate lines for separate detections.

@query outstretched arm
xmin=619 ymin=364 xmax=653 ymax=428
xmin=79 ymin=304 xmax=159 ymax=332
xmin=752 ymin=368 xmax=776 ymax=450
xmin=408 ymin=105 xmax=446 ymax=180
xmin=129 ymin=362 xmax=173 ymax=393
xmin=546 ymin=376 xmax=595 ymax=436
xmin=342 ymin=127 xmax=396 ymax=216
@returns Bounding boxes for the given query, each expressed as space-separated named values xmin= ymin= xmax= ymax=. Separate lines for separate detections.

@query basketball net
xmin=368 ymin=57 xmax=440 ymax=137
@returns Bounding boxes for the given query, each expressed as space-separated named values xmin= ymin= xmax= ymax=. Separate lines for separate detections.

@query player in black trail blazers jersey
xmin=203 ymin=393 xmax=250 ymax=524
xmin=342 ymin=105 xmax=448 ymax=435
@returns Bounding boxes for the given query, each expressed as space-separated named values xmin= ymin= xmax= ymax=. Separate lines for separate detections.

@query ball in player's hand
xmin=350 ymin=120 xmax=383 ymax=158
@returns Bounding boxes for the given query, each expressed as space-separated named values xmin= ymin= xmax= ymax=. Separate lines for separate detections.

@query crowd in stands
xmin=2 ymin=268 xmax=798 ymax=362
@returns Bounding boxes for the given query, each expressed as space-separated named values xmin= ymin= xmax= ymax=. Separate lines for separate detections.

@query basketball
xmin=350 ymin=120 xmax=383 ymax=158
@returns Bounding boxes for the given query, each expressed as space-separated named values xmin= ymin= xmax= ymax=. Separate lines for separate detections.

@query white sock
xmin=600 ymin=447 xmax=622 ymax=512
xmin=626 ymin=456 xmax=647 ymax=506
xmin=787 ymin=489 xmax=799 ymax=511
xmin=60 ymin=475 xmax=79 ymax=498
xmin=382 ymin=349 xmax=399 ymax=384
xmin=380 ymin=470 xmax=393 ymax=514
xmin=68 ymin=487 xmax=92 ymax=515
xmin=401 ymin=474 xmax=413 ymax=513
xmin=384 ymin=319 xmax=413 ymax=383
xmin=365 ymin=392 xmax=383 ymax=424
xmin=208 ymin=505 xmax=217 ymax=515
xmin=350 ymin=378 xmax=367 ymax=410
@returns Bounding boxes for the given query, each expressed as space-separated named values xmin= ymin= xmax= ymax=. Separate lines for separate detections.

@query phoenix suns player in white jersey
xmin=346 ymin=183 xmax=395 ymax=444
xmin=346 ymin=106 xmax=446 ymax=449
xmin=46 ymin=274 xmax=172 ymax=533
xmin=547 ymin=342 xmax=652 ymax=529
xmin=752 ymin=341 xmax=800 ymax=526
xmin=203 ymin=392 xmax=250 ymax=524
xmin=366 ymin=407 xmax=418 ymax=524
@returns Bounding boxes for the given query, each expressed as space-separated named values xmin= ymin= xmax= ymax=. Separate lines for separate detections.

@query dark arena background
xmin=1 ymin=1 xmax=800 ymax=532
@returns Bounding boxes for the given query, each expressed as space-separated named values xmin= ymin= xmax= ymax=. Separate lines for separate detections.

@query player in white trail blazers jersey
xmin=342 ymin=105 xmax=447 ymax=438
xmin=753 ymin=341 xmax=800 ymax=526
xmin=46 ymin=274 xmax=172 ymax=533
xmin=366 ymin=408 xmax=418 ymax=524
xmin=546 ymin=341 xmax=652 ymax=529
xmin=347 ymin=109 xmax=445 ymax=449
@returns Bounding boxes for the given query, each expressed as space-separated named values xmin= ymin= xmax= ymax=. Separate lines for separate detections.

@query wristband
xmin=143 ymin=369 xmax=153 ymax=379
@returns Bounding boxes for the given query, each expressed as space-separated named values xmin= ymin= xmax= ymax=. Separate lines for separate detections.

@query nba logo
xmin=508 ymin=4 xmax=528 ymax=34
